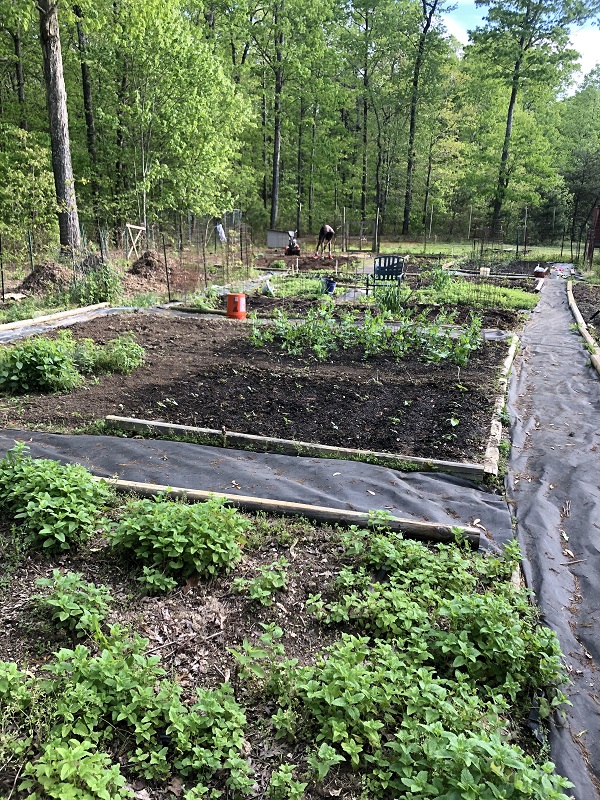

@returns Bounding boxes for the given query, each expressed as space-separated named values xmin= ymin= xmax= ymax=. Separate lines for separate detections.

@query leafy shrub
xmin=110 ymin=495 xmax=246 ymax=589
xmin=67 ymin=265 xmax=123 ymax=305
xmin=232 ymin=558 xmax=289 ymax=605
xmin=0 ymin=330 xmax=144 ymax=395
xmin=0 ymin=445 xmax=112 ymax=551
xmin=20 ymin=738 xmax=132 ymax=800
xmin=0 ymin=332 xmax=81 ymax=394
xmin=92 ymin=334 xmax=145 ymax=374
xmin=34 ymin=570 xmax=112 ymax=637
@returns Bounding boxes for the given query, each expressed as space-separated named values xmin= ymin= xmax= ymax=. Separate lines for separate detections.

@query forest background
xmin=1 ymin=0 xmax=600 ymax=262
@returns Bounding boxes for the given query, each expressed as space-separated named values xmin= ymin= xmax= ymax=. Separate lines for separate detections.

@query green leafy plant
xmin=232 ymin=558 xmax=290 ymax=605
xmin=0 ymin=330 xmax=145 ymax=395
xmin=67 ymin=265 xmax=123 ymax=306
xmin=34 ymin=570 xmax=112 ymax=637
xmin=20 ymin=738 xmax=132 ymax=800
xmin=267 ymin=764 xmax=307 ymax=800
xmin=110 ymin=494 xmax=247 ymax=588
xmin=0 ymin=331 xmax=82 ymax=394
xmin=0 ymin=445 xmax=113 ymax=551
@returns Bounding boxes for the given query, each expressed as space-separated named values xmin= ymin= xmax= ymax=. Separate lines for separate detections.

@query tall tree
xmin=471 ymin=0 xmax=600 ymax=233
xmin=38 ymin=0 xmax=81 ymax=251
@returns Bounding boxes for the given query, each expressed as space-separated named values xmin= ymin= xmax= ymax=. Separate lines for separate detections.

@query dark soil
xmin=18 ymin=261 xmax=73 ymax=294
xmin=0 ymin=312 xmax=507 ymax=463
xmin=572 ymin=282 xmax=600 ymax=329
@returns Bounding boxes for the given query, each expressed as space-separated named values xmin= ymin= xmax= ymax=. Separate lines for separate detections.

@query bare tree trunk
xmin=262 ymin=70 xmax=268 ymax=209
xmin=38 ymin=0 xmax=81 ymax=252
xmin=12 ymin=30 xmax=27 ymax=130
xmin=308 ymin=104 xmax=317 ymax=231
xmin=491 ymin=55 xmax=522 ymax=234
xmin=74 ymin=6 xmax=99 ymax=224
xmin=361 ymin=10 xmax=370 ymax=223
xmin=270 ymin=1 xmax=284 ymax=229
xmin=402 ymin=0 xmax=438 ymax=236
xmin=296 ymin=98 xmax=304 ymax=235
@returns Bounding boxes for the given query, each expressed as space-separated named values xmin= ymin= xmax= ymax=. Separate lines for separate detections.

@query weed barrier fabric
xmin=0 ymin=428 xmax=511 ymax=549
xmin=507 ymin=273 xmax=600 ymax=799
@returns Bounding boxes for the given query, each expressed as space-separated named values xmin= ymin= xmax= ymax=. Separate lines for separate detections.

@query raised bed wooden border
xmin=105 ymin=414 xmax=487 ymax=481
xmin=0 ymin=302 xmax=110 ymax=331
xmin=96 ymin=475 xmax=480 ymax=548
xmin=566 ymin=280 xmax=600 ymax=376
xmin=483 ymin=335 xmax=519 ymax=476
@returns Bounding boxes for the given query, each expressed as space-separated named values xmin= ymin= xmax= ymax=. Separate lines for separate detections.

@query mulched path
xmin=0 ymin=312 xmax=508 ymax=463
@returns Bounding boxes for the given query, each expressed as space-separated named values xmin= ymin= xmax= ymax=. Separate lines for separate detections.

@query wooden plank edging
xmin=105 ymin=415 xmax=486 ymax=480
xmin=566 ymin=281 xmax=600 ymax=376
xmin=483 ymin=335 xmax=519 ymax=475
xmin=94 ymin=475 xmax=480 ymax=548
xmin=0 ymin=302 xmax=110 ymax=331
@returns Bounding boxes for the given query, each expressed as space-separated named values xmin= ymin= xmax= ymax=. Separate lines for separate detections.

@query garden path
xmin=508 ymin=272 xmax=600 ymax=799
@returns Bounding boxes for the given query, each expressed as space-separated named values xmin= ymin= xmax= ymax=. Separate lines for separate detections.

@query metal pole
xmin=523 ymin=206 xmax=528 ymax=254
xmin=429 ymin=203 xmax=434 ymax=238
xmin=162 ymin=234 xmax=172 ymax=303
xmin=467 ymin=205 xmax=472 ymax=240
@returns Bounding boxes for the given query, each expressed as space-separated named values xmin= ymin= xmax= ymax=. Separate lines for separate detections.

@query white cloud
xmin=442 ymin=15 xmax=470 ymax=45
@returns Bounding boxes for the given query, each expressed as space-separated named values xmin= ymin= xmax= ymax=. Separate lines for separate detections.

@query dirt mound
xmin=129 ymin=250 xmax=172 ymax=278
xmin=19 ymin=262 xmax=72 ymax=294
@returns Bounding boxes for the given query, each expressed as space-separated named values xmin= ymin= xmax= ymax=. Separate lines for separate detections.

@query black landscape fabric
xmin=507 ymin=273 xmax=600 ymax=800
xmin=0 ymin=428 xmax=510 ymax=548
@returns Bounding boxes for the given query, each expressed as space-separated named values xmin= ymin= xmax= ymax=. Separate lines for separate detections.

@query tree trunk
xmin=361 ymin=11 xmax=369 ymax=223
xmin=74 ymin=7 xmax=97 ymax=165
xmin=296 ymin=98 xmax=304 ymax=235
xmin=270 ymin=3 xmax=284 ymax=229
xmin=422 ymin=137 xmax=433 ymax=226
xmin=491 ymin=54 xmax=522 ymax=233
xmin=308 ymin=104 xmax=317 ymax=231
xmin=12 ymin=30 xmax=27 ymax=131
xmin=38 ymin=0 xmax=81 ymax=252
xmin=402 ymin=0 xmax=438 ymax=236
xmin=74 ymin=6 xmax=99 ymax=222
xmin=262 ymin=70 xmax=268 ymax=209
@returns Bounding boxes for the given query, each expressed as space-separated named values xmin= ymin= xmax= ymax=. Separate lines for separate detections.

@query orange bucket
xmin=226 ymin=293 xmax=247 ymax=320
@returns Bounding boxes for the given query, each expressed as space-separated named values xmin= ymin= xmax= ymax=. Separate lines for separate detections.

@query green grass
xmin=415 ymin=277 xmax=539 ymax=310
xmin=376 ymin=239 xmax=573 ymax=263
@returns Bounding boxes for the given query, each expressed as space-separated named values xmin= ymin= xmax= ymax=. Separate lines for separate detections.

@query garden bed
xmin=0 ymin=312 xmax=510 ymax=464
xmin=0 ymin=450 xmax=571 ymax=800
xmin=571 ymin=282 xmax=600 ymax=332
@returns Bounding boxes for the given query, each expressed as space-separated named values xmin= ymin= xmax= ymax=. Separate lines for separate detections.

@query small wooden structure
xmin=126 ymin=223 xmax=146 ymax=260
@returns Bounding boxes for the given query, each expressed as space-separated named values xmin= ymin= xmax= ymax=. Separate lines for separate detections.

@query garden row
xmin=0 ymin=446 xmax=572 ymax=800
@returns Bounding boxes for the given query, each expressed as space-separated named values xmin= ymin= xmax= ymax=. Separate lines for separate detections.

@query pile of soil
xmin=0 ymin=313 xmax=507 ymax=463
xmin=18 ymin=262 xmax=72 ymax=294
xmin=572 ymin=282 xmax=600 ymax=327
xmin=129 ymin=250 xmax=173 ymax=278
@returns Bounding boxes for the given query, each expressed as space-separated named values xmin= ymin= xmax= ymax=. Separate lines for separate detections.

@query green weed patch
xmin=0 ymin=330 xmax=144 ymax=395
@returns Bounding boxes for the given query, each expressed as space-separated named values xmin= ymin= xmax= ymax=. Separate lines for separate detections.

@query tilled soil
xmin=572 ymin=282 xmax=600 ymax=328
xmin=0 ymin=312 xmax=507 ymax=462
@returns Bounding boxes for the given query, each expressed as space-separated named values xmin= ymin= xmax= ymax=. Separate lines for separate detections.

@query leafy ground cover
xmin=0 ymin=449 xmax=572 ymax=800
xmin=0 ymin=313 xmax=508 ymax=462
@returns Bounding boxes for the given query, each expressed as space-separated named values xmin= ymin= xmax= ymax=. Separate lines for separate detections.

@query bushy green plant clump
xmin=110 ymin=494 xmax=247 ymax=591
xmin=0 ymin=445 xmax=112 ymax=551
xmin=0 ymin=297 xmax=64 ymax=325
xmin=34 ymin=570 xmax=112 ymax=638
xmin=67 ymin=265 xmax=123 ymax=306
xmin=232 ymin=558 xmax=290 ymax=605
xmin=0 ymin=330 xmax=144 ymax=395
xmin=0 ymin=626 xmax=251 ymax=797
xmin=232 ymin=533 xmax=571 ymax=799
xmin=249 ymin=304 xmax=482 ymax=366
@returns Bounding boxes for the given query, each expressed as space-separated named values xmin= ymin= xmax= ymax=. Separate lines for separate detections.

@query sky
xmin=441 ymin=0 xmax=600 ymax=89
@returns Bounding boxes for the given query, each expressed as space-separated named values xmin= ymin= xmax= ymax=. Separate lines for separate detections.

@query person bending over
xmin=314 ymin=224 xmax=335 ymax=258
